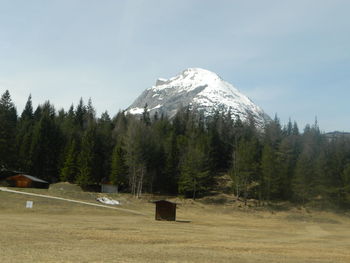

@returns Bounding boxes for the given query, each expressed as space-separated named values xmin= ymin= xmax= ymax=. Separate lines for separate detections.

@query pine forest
xmin=1 ymin=90 xmax=350 ymax=208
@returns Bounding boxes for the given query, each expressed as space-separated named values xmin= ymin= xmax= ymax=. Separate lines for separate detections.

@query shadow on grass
xmin=267 ymin=203 xmax=292 ymax=212
xmin=176 ymin=220 xmax=191 ymax=223
xmin=285 ymin=214 xmax=340 ymax=224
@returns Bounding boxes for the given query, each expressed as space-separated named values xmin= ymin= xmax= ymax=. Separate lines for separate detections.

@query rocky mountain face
xmin=126 ymin=68 xmax=269 ymax=125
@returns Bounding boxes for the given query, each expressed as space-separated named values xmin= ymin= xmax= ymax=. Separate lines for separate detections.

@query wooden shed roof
xmin=0 ymin=169 xmax=24 ymax=180
xmin=8 ymin=174 xmax=48 ymax=184
xmin=151 ymin=200 xmax=177 ymax=204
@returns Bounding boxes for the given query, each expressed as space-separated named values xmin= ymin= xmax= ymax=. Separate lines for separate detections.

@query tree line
xmin=1 ymin=90 xmax=350 ymax=207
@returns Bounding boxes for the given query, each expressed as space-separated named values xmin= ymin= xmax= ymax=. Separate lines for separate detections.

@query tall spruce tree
xmin=178 ymin=141 xmax=209 ymax=199
xmin=277 ymin=133 xmax=300 ymax=200
xmin=234 ymin=137 xmax=261 ymax=205
xmin=76 ymin=123 xmax=98 ymax=187
xmin=29 ymin=102 xmax=63 ymax=182
xmin=96 ymin=111 xmax=113 ymax=182
xmin=141 ymin=103 xmax=151 ymax=126
xmin=261 ymin=116 xmax=283 ymax=201
xmin=110 ymin=141 xmax=128 ymax=190
xmin=0 ymin=90 xmax=17 ymax=169
xmin=16 ymin=95 xmax=34 ymax=171
xmin=261 ymin=144 xmax=278 ymax=203
xmin=292 ymin=122 xmax=322 ymax=203
xmin=163 ymin=131 xmax=180 ymax=194
xmin=123 ymin=118 xmax=148 ymax=197
xmin=75 ymin=98 xmax=86 ymax=130
xmin=60 ymin=139 xmax=78 ymax=182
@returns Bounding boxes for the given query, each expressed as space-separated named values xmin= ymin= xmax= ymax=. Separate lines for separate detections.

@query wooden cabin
xmin=153 ymin=200 xmax=177 ymax=221
xmin=6 ymin=174 xmax=49 ymax=189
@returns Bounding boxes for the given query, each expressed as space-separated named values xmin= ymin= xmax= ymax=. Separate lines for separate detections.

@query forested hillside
xmin=1 ymin=90 xmax=350 ymax=207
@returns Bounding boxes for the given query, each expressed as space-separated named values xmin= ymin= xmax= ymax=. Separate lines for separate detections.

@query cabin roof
xmin=151 ymin=200 xmax=177 ymax=205
xmin=0 ymin=169 xmax=24 ymax=179
xmin=9 ymin=174 xmax=48 ymax=184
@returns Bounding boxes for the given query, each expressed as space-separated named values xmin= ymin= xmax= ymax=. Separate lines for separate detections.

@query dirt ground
xmin=0 ymin=186 xmax=350 ymax=263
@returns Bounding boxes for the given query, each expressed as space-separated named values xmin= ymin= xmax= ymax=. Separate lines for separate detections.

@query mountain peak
xmin=152 ymin=68 xmax=223 ymax=93
xmin=157 ymin=68 xmax=220 ymax=84
xmin=180 ymin=67 xmax=220 ymax=77
xmin=127 ymin=68 xmax=269 ymax=125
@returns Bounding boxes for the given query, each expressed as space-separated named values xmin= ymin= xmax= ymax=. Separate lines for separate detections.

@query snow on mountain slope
xmin=127 ymin=68 xmax=269 ymax=125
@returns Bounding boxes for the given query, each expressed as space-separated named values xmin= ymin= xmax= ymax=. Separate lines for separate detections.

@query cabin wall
xmin=155 ymin=202 xmax=176 ymax=221
xmin=7 ymin=175 xmax=32 ymax=188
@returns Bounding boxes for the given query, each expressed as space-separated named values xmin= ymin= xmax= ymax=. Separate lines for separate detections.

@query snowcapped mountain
xmin=126 ymin=68 xmax=269 ymax=125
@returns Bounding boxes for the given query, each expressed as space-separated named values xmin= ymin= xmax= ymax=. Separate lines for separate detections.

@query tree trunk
xmin=244 ymin=175 xmax=247 ymax=206
xmin=193 ymin=177 xmax=196 ymax=200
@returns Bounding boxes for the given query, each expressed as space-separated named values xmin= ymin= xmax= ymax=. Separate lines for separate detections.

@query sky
xmin=0 ymin=0 xmax=349 ymax=132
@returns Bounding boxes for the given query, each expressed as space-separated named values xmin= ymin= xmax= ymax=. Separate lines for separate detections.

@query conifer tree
xmin=208 ymin=121 xmax=224 ymax=174
xmin=292 ymin=150 xmax=314 ymax=204
xmin=75 ymin=98 xmax=86 ymax=130
xmin=261 ymin=116 xmax=283 ymax=201
xmin=292 ymin=122 xmax=321 ymax=203
xmin=96 ymin=111 xmax=113 ymax=182
xmin=76 ymin=123 xmax=98 ymax=187
xmin=163 ymin=131 xmax=180 ymax=194
xmin=261 ymin=144 xmax=277 ymax=202
xmin=0 ymin=90 xmax=17 ymax=169
xmin=234 ymin=137 xmax=260 ymax=205
xmin=60 ymin=139 xmax=78 ymax=182
xmin=123 ymin=118 xmax=148 ymax=197
xmin=292 ymin=121 xmax=300 ymax=136
xmin=141 ymin=103 xmax=151 ymax=126
xmin=85 ymin=98 xmax=96 ymax=125
xmin=277 ymin=134 xmax=300 ymax=200
xmin=110 ymin=141 xmax=128 ymax=190
xmin=178 ymin=142 xmax=209 ymax=199
xmin=284 ymin=118 xmax=293 ymax=136
xmin=16 ymin=95 xmax=34 ymax=171
xmin=29 ymin=102 xmax=63 ymax=182
xmin=21 ymin=94 xmax=34 ymax=120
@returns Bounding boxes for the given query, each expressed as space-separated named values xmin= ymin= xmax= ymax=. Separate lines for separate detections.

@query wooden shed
xmin=153 ymin=200 xmax=176 ymax=221
xmin=6 ymin=174 xmax=49 ymax=189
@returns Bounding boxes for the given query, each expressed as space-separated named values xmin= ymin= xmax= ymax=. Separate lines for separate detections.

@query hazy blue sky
xmin=1 ymin=0 xmax=349 ymax=131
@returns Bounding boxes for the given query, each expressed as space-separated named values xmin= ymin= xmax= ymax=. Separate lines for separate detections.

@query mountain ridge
xmin=126 ymin=68 xmax=269 ymax=125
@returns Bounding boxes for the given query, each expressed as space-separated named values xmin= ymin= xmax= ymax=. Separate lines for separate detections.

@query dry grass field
xmin=1 ymin=184 xmax=350 ymax=263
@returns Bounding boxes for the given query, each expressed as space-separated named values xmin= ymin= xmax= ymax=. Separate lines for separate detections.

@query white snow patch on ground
xmin=128 ymin=107 xmax=144 ymax=114
xmin=96 ymin=197 xmax=120 ymax=205
xmin=150 ymin=104 xmax=162 ymax=110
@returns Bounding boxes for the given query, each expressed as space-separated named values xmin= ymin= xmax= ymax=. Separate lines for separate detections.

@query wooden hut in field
xmin=152 ymin=200 xmax=177 ymax=221
xmin=6 ymin=174 xmax=49 ymax=189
